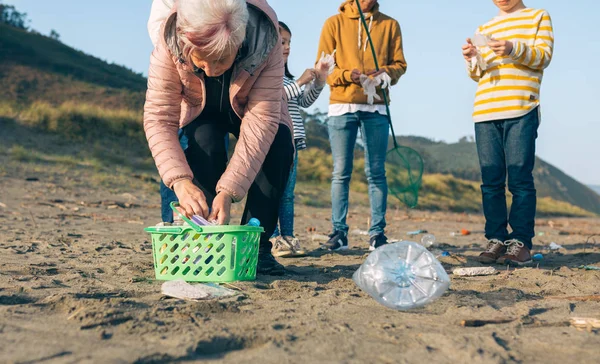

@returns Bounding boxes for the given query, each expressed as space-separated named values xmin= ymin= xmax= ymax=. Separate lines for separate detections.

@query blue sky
xmin=6 ymin=0 xmax=600 ymax=185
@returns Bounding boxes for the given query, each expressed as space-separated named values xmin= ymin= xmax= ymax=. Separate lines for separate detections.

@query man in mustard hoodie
xmin=317 ymin=0 xmax=407 ymax=252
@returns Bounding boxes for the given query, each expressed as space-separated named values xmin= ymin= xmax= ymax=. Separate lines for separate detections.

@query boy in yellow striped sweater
xmin=462 ymin=0 xmax=554 ymax=266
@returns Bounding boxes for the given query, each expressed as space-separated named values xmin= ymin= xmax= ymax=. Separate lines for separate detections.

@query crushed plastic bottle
xmin=172 ymin=214 xmax=185 ymax=226
xmin=548 ymin=242 xmax=563 ymax=251
xmin=420 ymin=234 xmax=436 ymax=248
xmin=192 ymin=215 xmax=215 ymax=226
xmin=161 ymin=280 xmax=237 ymax=301
xmin=353 ymin=241 xmax=450 ymax=310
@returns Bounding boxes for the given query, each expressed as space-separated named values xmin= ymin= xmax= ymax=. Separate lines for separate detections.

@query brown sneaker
xmin=271 ymin=236 xmax=293 ymax=258
xmin=271 ymin=236 xmax=306 ymax=258
xmin=497 ymin=239 xmax=532 ymax=266
xmin=477 ymin=239 xmax=507 ymax=263
xmin=282 ymin=236 xmax=307 ymax=257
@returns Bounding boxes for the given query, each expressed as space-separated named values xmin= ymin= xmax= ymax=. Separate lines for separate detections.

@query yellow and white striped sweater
xmin=468 ymin=8 xmax=554 ymax=122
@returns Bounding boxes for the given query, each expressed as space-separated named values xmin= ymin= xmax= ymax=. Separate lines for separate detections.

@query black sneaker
xmin=256 ymin=250 xmax=286 ymax=276
xmin=369 ymin=233 xmax=388 ymax=251
xmin=322 ymin=231 xmax=348 ymax=251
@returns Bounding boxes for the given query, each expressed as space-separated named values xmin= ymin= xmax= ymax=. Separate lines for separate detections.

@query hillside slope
xmin=300 ymin=113 xmax=598 ymax=215
xmin=0 ymin=23 xmax=146 ymax=109
xmin=396 ymin=136 xmax=600 ymax=215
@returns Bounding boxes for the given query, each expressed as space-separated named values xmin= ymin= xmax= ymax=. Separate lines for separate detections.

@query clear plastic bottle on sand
xmin=420 ymin=234 xmax=436 ymax=248
xmin=353 ymin=241 xmax=450 ymax=310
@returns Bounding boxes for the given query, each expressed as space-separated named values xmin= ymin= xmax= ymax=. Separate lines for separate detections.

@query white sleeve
xmin=147 ymin=0 xmax=174 ymax=47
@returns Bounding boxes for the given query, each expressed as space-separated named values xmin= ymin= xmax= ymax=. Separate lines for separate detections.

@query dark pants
xmin=160 ymin=132 xmax=228 ymax=223
xmin=160 ymin=181 xmax=179 ymax=223
xmin=272 ymin=149 xmax=298 ymax=238
xmin=179 ymin=116 xmax=293 ymax=251
xmin=474 ymin=107 xmax=539 ymax=249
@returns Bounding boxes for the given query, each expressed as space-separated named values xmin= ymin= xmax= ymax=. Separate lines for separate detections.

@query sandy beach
xmin=1 ymin=171 xmax=599 ymax=364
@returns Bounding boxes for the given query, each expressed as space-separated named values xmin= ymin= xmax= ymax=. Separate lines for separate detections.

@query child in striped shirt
xmin=462 ymin=0 xmax=554 ymax=266
xmin=270 ymin=21 xmax=327 ymax=258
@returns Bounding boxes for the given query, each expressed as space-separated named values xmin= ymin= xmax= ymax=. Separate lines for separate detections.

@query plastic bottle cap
xmin=247 ymin=218 xmax=261 ymax=227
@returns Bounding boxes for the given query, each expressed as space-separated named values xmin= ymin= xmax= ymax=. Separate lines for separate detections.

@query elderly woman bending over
xmin=144 ymin=0 xmax=294 ymax=275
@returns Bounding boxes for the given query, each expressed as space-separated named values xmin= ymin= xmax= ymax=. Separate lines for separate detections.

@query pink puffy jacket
xmin=144 ymin=0 xmax=292 ymax=202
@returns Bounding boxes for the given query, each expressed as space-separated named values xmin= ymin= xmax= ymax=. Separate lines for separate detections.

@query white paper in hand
xmin=472 ymin=33 xmax=492 ymax=47
xmin=470 ymin=53 xmax=487 ymax=75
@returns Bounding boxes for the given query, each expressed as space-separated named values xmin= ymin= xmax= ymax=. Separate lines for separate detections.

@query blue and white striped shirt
xmin=283 ymin=76 xmax=324 ymax=150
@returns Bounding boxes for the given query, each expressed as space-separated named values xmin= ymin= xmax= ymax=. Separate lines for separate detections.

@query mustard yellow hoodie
xmin=317 ymin=1 xmax=407 ymax=105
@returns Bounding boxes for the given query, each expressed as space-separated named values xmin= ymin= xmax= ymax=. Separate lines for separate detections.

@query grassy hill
xmin=0 ymin=16 xmax=596 ymax=218
xmin=0 ymin=23 xmax=146 ymax=109
xmin=299 ymin=112 xmax=598 ymax=217
xmin=395 ymin=135 xmax=600 ymax=215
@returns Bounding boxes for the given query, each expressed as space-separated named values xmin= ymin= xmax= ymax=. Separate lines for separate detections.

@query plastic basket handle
xmin=170 ymin=201 xmax=203 ymax=232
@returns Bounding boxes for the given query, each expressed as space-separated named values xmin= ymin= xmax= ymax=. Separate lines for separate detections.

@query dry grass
xmin=10 ymin=101 xmax=143 ymax=141
xmin=0 ymin=104 xmax=595 ymax=218
xmin=297 ymin=148 xmax=595 ymax=217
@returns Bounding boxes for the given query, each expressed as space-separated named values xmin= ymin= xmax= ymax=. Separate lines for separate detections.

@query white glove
xmin=316 ymin=50 xmax=336 ymax=76
xmin=360 ymin=72 xmax=392 ymax=105
xmin=471 ymin=33 xmax=492 ymax=47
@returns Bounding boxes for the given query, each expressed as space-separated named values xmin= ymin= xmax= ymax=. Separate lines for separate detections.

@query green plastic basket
xmin=144 ymin=203 xmax=263 ymax=282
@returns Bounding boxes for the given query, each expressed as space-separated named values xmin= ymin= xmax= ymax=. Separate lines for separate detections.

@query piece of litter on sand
xmin=460 ymin=318 xmax=516 ymax=327
xmin=161 ymin=280 xmax=237 ymax=301
xmin=450 ymin=229 xmax=472 ymax=237
xmin=453 ymin=267 xmax=498 ymax=277
xmin=351 ymin=229 xmax=369 ymax=236
xmin=570 ymin=317 xmax=600 ymax=332
xmin=545 ymin=295 xmax=600 ymax=302
xmin=548 ymin=242 xmax=563 ymax=251
xmin=532 ymin=253 xmax=544 ymax=261
xmin=311 ymin=234 xmax=331 ymax=242
xmin=406 ymin=230 xmax=427 ymax=236
xmin=130 ymin=277 xmax=153 ymax=283
xmin=431 ymin=249 xmax=451 ymax=258
xmin=578 ymin=265 xmax=600 ymax=271
xmin=0 ymin=202 xmax=7 ymax=208
xmin=353 ymin=242 xmax=450 ymax=310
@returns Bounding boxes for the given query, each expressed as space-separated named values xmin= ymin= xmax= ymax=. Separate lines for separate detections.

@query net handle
xmin=354 ymin=0 xmax=399 ymax=150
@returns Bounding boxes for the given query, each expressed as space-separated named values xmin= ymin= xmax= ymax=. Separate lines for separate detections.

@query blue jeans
xmin=328 ymin=111 xmax=389 ymax=236
xmin=159 ymin=132 xmax=229 ymax=222
xmin=475 ymin=107 xmax=539 ymax=249
xmin=272 ymin=149 xmax=298 ymax=237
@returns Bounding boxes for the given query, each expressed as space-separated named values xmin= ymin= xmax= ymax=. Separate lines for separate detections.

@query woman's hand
xmin=297 ymin=68 xmax=318 ymax=86
xmin=209 ymin=191 xmax=233 ymax=225
xmin=173 ymin=179 xmax=209 ymax=218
